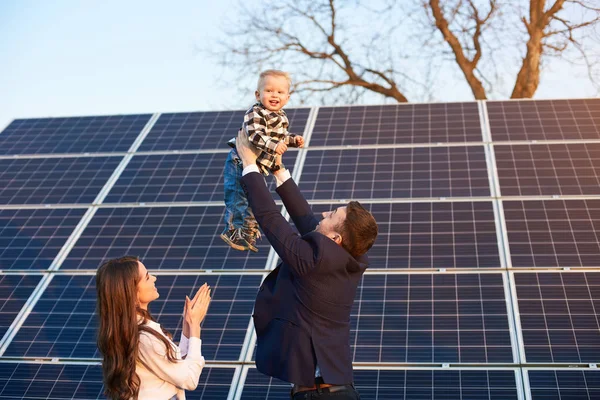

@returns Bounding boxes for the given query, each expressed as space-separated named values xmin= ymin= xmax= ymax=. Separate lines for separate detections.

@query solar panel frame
xmin=307 ymin=202 xmax=502 ymax=270
xmin=297 ymin=146 xmax=491 ymax=200
xmin=103 ymin=151 xmax=298 ymax=204
xmin=0 ymin=114 xmax=152 ymax=156
xmin=309 ymin=102 xmax=483 ymax=146
xmin=514 ymin=272 xmax=600 ymax=363
xmin=3 ymin=98 xmax=600 ymax=397
xmin=238 ymin=366 xmax=521 ymax=400
xmin=503 ymin=199 xmax=600 ymax=268
xmin=59 ymin=206 xmax=271 ymax=270
xmin=348 ymin=273 xmax=514 ymax=364
xmin=2 ymin=273 xmax=263 ymax=362
xmin=0 ymin=275 xmax=42 ymax=345
xmin=0 ymin=156 xmax=123 ymax=205
xmin=494 ymin=143 xmax=600 ymax=196
xmin=0 ymin=208 xmax=88 ymax=270
xmin=487 ymin=98 xmax=600 ymax=141
xmin=527 ymin=369 xmax=600 ymax=400
xmin=0 ymin=362 xmax=238 ymax=400
xmin=138 ymin=108 xmax=312 ymax=152
xmin=246 ymin=272 xmax=515 ymax=364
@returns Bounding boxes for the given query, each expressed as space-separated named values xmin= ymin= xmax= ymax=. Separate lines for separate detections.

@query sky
xmin=1 ymin=1 xmax=599 ymax=132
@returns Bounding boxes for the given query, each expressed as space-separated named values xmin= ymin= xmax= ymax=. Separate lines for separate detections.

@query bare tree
xmin=426 ymin=0 xmax=600 ymax=99
xmin=214 ymin=0 xmax=600 ymax=103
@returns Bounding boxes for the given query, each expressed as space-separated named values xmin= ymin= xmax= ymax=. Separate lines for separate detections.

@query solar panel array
xmin=1 ymin=98 xmax=599 ymax=399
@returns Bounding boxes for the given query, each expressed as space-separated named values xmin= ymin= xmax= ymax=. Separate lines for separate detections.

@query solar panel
xmin=528 ymin=370 xmax=600 ymax=400
xmin=297 ymin=147 xmax=490 ymax=200
xmin=104 ymin=151 xmax=297 ymax=204
xmin=3 ymin=273 xmax=261 ymax=361
xmin=59 ymin=206 xmax=270 ymax=270
xmin=0 ymin=156 xmax=122 ymax=205
xmin=138 ymin=108 xmax=311 ymax=151
xmin=504 ymin=200 xmax=600 ymax=268
xmin=310 ymin=103 xmax=482 ymax=146
xmin=0 ymin=114 xmax=152 ymax=155
xmin=240 ymin=367 xmax=519 ymax=399
xmin=3 ymin=98 xmax=600 ymax=397
xmin=487 ymin=98 xmax=600 ymax=141
xmin=0 ymin=275 xmax=41 ymax=341
xmin=0 ymin=362 xmax=236 ymax=400
xmin=495 ymin=143 xmax=600 ymax=196
xmin=307 ymin=202 xmax=500 ymax=269
xmin=0 ymin=208 xmax=87 ymax=270
xmin=249 ymin=273 xmax=512 ymax=363
xmin=348 ymin=273 xmax=512 ymax=363
xmin=515 ymin=272 xmax=600 ymax=363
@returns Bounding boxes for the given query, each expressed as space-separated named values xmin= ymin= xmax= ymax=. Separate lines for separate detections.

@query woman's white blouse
xmin=136 ymin=320 xmax=205 ymax=400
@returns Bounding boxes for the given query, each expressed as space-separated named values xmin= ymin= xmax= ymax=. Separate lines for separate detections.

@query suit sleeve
xmin=242 ymin=172 xmax=316 ymax=277
xmin=275 ymin=178 xmax=319 ymax=236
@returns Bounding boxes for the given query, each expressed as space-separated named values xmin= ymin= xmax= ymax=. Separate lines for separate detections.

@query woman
xmin=96 ymin=256 xmax=211 ymax=399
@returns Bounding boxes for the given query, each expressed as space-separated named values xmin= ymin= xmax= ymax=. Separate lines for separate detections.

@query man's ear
xmin=330 ymin=233 xmax=342 ymax=246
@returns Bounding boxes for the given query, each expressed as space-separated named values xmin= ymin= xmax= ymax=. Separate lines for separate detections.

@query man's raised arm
xmin=235 ymin=132 xmax=317 ymax=277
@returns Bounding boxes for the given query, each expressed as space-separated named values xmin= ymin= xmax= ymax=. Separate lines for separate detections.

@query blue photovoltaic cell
xmin=349 ymin=274 xmax=512 ymax=363
xmin=0 ymin=114 xmax=151 ymax=155
xmin=250 ymin=273 xmax=512 ymax=363
xmin=495 ymin=143 xmax=600 ymax=196
xmin=309 ymin=103 xmax=482 ymax=146
xmin=138 ymin=108 xmax=311 ymax=151
xmin=487 ymin=98 xmax=600 ymax=141
xmin=0 ymin=156 xmax=122 ymax=205
xmin=0 ymin=362 xmax=236 ymax=400
xmin=0 ymin=362 xmax=104 ymax=399
xmin=515 ymin=272 xmax=600 ymax=363
xmin=298 ymin=146 xmax=489 ymax=200
xmin=529 ymin=370 xmax=600 ymax=400
xmin=240 ymin=368 xmax=518 ymax=399
xmin=307 ymin=203 xmax=500 ymax=269
xmin=0 ymin=275 xmax=41 ymax=341
xmin=60 ymin=206 xmax=270 ymax=270
xmin=504 ymin=200 xmax=600 ymax=268
xmin=104 ymin=151 xmax=297 ymax=204
xmin=3 ymin=273 xmax=261 ymax=361
xmin=0 ymin=208 xmax=87 ymax=270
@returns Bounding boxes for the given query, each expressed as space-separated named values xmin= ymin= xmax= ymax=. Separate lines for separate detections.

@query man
xmin=235 ymin=131 xmax=378 ymax=399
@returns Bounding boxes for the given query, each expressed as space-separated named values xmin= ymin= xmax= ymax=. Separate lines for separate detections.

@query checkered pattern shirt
xmin=228 ymin=103 xmax=298 ymax=175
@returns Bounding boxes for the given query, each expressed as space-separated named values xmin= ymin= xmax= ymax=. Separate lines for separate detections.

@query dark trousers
xmin=291 ymin=384 xmax=360 ymax=399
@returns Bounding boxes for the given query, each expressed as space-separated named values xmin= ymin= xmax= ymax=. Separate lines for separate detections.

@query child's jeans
xmin=223 ymin=148 xmax=258 ymax=232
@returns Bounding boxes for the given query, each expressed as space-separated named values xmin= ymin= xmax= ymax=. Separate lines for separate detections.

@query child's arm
xmin=290 ymin=135 xmax=304 ymax=148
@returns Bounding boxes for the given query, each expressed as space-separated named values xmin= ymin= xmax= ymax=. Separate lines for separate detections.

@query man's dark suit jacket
xmin=242 ymin=171 xmax=369 ymax=386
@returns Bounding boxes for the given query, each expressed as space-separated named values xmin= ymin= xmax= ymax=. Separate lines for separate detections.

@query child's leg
xmin=221 ymin=149 xmax=251 ymax=251
xmin=223 ymin=149 xmax=247 ymax=230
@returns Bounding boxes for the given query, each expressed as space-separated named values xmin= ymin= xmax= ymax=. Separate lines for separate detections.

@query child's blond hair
xmin=257 ymin=70 xmax=292 ymax=91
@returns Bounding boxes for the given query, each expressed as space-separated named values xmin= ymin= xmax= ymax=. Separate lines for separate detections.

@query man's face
xmin=315 ymin=206 xmax=347 ymax=238
xmin=255 ymin=75 xmax=290 ymax=112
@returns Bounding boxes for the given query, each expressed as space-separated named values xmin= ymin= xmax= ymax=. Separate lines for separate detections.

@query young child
xmin=221 ymin=70 xmax=305 ymax=252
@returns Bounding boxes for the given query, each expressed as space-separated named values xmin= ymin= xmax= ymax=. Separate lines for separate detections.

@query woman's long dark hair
xmin=96 ymin=256 xmax=177 ymax=400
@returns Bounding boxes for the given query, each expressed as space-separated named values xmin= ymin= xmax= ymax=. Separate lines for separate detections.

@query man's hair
xmin=257 ymin=70 xmax=292 ymax=91
xmin=336 ymin=201 xmax=378 ymax=259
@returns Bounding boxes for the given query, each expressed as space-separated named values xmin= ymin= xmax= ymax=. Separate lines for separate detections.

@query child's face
xmin=255 ymin=75 xmax=290 ymax=112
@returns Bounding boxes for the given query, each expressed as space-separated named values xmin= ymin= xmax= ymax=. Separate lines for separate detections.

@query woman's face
xmin=137 ymin=261 xmax=159 ymax=309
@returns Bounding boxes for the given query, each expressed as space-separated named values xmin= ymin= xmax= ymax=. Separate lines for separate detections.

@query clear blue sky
xmin=1 ymin=1 xmax=598 ymax=132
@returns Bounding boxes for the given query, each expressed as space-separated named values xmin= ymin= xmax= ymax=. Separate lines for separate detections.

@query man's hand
xmin=275 ymin=141 xmax=288 ymax=155
xmin=236 ymin=130 xmax=261 ymax=168
xmin=294 ymin=136 xmax=305 ymax=148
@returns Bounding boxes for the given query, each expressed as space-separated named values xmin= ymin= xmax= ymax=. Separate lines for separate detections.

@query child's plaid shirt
xmin=228 ymin=102 xmax=298 ymax=175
